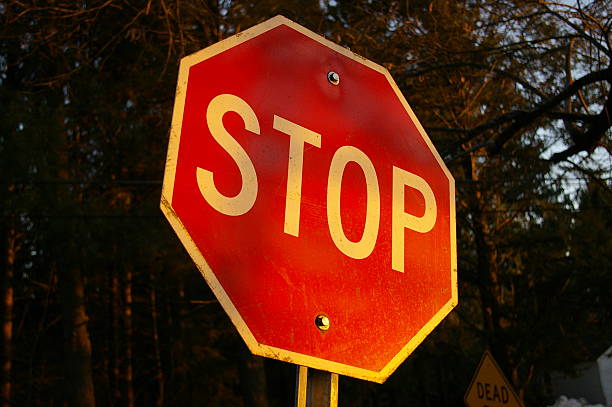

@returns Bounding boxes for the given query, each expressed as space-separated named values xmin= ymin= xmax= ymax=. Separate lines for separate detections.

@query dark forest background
xmin=1 ymin=1 xmax=611 ymax=406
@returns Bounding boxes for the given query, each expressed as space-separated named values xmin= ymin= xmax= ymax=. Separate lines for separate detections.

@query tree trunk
xmin=172 ymin=281 xmax=187 ymax=394
xmin=238 ymin=352 xmax=269 ymax=407
xmin=150 ymin=272 xmax=164 ymax=407
xmin=466 ymin=153 xmax=514 ymax=387
xmin=467 ymin=153 xmax=502 ymax=335
xmin=109 ymin=260 xmax=121 ymax=404
xmin=1 ymin=225 xmax=18 ymax=407
xmin=124 ymin=266 xmax=134 ymax=407
xmin=61 ymin=265 xmax=96 ymax=407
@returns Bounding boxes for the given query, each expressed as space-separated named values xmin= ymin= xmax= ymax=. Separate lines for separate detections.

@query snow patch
xmin=547 ymin=395 xmax=605 ymax=407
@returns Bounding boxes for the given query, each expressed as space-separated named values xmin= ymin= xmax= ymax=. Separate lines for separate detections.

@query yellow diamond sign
xmin=464 ymin=351 xmax=524 ymax=407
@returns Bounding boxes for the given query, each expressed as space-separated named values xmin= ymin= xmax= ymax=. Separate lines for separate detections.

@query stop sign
xmin=161 ymin=15 xmax=457 ymax=383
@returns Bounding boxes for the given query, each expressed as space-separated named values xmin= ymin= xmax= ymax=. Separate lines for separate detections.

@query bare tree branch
xmin=489 ymin=67 xmax=612 ymax=155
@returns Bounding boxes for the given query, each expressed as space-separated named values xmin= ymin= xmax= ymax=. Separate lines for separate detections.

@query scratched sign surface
xmin=160 ymin=15 xmax=457 ymax=383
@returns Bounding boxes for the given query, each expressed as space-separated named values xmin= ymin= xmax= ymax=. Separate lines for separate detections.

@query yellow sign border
xmin=160 ymin=15 xmax=458 ymax=383
xmin=464 ymin=351 xmax=525 ymax=407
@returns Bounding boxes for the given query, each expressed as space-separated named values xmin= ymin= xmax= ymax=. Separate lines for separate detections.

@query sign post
xmin=295 ymin=367 xmax=338 ymax=407
xmin=161 ymin=15 xmax=457 ymax=401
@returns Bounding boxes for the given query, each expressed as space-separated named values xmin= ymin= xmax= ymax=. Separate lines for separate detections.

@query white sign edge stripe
xmin=286 ymin=14 xmax=456 ymax=185
xmin=160 ymin=56 xmax=188 ymax=205
xmin=160 ymin=199 xmax=388 ymax=382
xmin=164 ymin=14 xmax=457 ymax=202
xmin=447 ymin=176 xmax=457 ymax=314
xmin=268 ymin=17 xmax=460 ymax=344
xmin=379 ymin=181 xmax=458 ymax=380
xmin=383 ymin=72 xmax=456 ymax=183
xmin=159 ymin=14 xmax=459 ymax=383
xmin=161 ymin=16 xmax=287 ymax=205
xmin=178 ymin=15 xmax=390 ymax=79
xmin=161 ymin=198 xmax=457 ymax=383
xmin=160 ymin=199 xmax=258 ymax=344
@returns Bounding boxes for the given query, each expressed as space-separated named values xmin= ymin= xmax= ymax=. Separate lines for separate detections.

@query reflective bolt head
xmin=315 ymin=314 xmax=330 ymax=331
xmin=327 ymin=71 xmax=340 ymax=85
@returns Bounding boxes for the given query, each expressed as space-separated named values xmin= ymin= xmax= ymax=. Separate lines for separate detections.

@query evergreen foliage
xmin=1 ymin=1 xmax=610 ymax=406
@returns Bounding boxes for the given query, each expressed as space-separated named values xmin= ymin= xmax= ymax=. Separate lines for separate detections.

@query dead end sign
xmin=464 ymin=351 xmax=524 ymax=407
xmin=160 ymin=15 xmax=457 ymax=383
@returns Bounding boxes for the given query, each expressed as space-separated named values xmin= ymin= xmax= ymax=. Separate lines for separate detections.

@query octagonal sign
xmin=161 ymin=16 xmax=457 ymax=383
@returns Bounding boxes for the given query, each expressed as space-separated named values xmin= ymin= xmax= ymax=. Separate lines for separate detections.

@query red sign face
xmin=161 ymin=16 xmax=457 ymax=383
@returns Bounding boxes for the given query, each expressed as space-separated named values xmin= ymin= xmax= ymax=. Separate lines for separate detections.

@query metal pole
xmin=295 ymin=366 xmax=338 ymax=407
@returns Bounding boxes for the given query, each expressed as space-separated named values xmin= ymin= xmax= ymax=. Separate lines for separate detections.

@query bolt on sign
xmin=160 ymin=15 xmax=457 ymax=384
xmin=464 ymin=351 xmax=524 ymax=407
